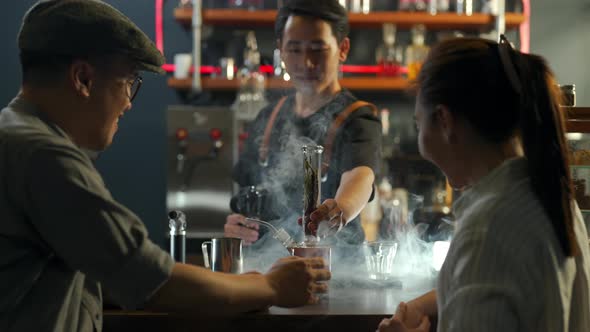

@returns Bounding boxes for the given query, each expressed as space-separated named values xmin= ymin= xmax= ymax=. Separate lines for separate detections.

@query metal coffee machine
xmin=166 ymin=105 xmax=235 ymax=239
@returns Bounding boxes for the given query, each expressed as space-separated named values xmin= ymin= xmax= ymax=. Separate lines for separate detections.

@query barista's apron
xmin=258 ymin=96 xmax=378 ymax=173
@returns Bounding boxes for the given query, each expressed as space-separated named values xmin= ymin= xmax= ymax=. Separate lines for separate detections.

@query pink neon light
xmin=155 ymin=0 xmax=164 ymax=54
xmin=162 ymin=64 xmax=407 ymax=75
xmin=520 ymin=0 xmax=530 ymax=53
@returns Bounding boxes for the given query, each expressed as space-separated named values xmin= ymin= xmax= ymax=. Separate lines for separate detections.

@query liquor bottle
xmin=428 ymin=0 xmax=450 ymax=14
xmin=398 ymin=0 xmax=427 ymax=11
xmin=350 ymin=0 xmax=371 ymax=13
xmin=232 ymin=31 xmax=267 ymax=121
xmin=228 ymin=0 xmax=263 ymax=10
xmin=455 ymin=0 xmax=474 ymax=15
xmin=375 ymin=23 xmax=402 ymax=77
xmin=405 ymin=24 xmax=430 ymax=81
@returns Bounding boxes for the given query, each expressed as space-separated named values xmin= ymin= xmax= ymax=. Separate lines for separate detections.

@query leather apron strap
xmin=258 ymin=97 xmax=378 ymax=175
xmin=321 ymin=101 xmax=378 ymax=174
xmin=258 ymin=96 xmax=288 ymax=166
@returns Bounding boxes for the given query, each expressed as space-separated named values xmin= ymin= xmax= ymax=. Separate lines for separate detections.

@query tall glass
xmin=302 ymin=145 xmax=324 ymax=245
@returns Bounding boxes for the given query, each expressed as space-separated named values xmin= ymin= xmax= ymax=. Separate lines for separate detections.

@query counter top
xmin=104 ymin=277 xmax=435 ymax=332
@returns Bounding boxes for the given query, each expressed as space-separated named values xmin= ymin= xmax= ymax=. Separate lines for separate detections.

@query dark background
xmin=1 ymin=0 xmax=588 ymax=247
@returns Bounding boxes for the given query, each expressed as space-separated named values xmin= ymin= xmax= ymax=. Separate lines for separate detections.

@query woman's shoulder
xmin=455 ymin=179 xmax=552 ymax=252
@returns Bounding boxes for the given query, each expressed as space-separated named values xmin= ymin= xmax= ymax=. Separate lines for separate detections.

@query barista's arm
xmin=334 ymin=165 xmax=375 ymax=223
xmin=328 ymin=105 xmax=381 ymax=224
xmin=308 ymin=166 xmax=374 ymax=229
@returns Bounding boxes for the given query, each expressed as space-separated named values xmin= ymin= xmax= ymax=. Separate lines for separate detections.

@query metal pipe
xmin=191 ymin=0 xmax=202 ymax=93
xmin=169 ymin=210 xmax=187 ymax=263
xmin=245 ymin=218 xmax=294 ymax=248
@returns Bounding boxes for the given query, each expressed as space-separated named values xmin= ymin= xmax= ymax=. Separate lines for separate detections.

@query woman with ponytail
xmin=378 ymin=36 xmax=590 ymax=332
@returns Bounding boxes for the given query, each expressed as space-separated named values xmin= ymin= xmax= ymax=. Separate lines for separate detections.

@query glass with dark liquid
xmin=288 ymin=244 xmax=331 ymax=300
xmin=287 ymin=245 xmax=332 ymax=271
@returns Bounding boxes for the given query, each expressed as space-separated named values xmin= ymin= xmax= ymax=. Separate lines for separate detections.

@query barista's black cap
xmin=18 ymin=0 xmax=165 ymax=74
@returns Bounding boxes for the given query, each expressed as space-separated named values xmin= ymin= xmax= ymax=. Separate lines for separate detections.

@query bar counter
xmin=104 ymin=277 xmax=435 ymax=332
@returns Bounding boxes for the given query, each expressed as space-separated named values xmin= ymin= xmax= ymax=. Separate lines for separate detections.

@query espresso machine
xmin=166 ymin=105 xmax=236 ymax=239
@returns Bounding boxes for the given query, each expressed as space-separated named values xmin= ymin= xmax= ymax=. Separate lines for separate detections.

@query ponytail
xmin=512 ymin=51 xmax=578 ymax=257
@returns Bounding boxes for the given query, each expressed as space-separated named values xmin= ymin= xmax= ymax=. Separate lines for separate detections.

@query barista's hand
xmin=298 ymin=199 xmax=344 ymax=236
xmin=224 ymin=214 xmax=259 ymax=245
xmin=377 ymin=302 xmax=431 ymax=332
xmin=265 ymin=256 xmax=331 ymax=307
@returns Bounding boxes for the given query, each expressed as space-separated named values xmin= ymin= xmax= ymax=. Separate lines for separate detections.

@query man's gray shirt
xmin=0 ymin=94 xmax=174 ymax=332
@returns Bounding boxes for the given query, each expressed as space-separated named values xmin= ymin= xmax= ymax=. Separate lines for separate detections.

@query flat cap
xmin=18 ymin=0 xmax=165 ymax=74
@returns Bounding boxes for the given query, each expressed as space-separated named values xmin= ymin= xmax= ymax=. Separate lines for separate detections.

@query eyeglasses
xmin=126 ymin=75 xmax=143 ymax=102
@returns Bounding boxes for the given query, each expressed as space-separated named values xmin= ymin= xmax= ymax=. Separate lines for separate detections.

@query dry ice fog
xmin=239 ymin=107 xmax=453 ymax=290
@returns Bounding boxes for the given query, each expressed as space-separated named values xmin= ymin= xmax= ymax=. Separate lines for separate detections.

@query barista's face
xmin=279 ymin=15 xmax=349 ymax=96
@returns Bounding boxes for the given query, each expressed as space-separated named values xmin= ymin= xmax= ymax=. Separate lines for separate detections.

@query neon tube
xmin=520 ymin=0 xmax=530 ymax=53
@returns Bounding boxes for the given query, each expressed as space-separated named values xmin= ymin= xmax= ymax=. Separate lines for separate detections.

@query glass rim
xmin=302 ymin=145 xmax=324 ymax=153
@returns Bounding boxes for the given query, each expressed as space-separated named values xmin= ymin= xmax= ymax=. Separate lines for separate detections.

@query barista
xmin=224 ymin=0 xmax=382 ymax=247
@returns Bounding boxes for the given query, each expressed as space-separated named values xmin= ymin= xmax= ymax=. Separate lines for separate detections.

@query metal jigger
xmin=168 ymin=210 xmax=187 ymax=263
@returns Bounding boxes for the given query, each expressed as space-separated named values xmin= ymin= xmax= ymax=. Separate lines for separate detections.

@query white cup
xmin=174 ymin=53 xmax=192 ymax=79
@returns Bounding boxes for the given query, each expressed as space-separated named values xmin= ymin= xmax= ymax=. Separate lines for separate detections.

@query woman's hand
xmin=377 ymin=302 xmax=431 ymax=332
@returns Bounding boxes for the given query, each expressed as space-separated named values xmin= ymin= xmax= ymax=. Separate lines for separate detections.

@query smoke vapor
xmin=243 ymin=191 xmax=453 ymax=293
xmin=238 ymin=94 xmax=453 ymax=292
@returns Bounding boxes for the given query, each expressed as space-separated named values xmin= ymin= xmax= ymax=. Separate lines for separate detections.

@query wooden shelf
xmin=174 ymin=8 xmax=526 ymax=29
xmin=565 ymin=107 xmax=590 ymax=121
xmin=567 ymin=121 xmax=590 ymax=133
xmin=565 ymin=107 xmax=590 ymax=133
xmin=168 ymin=76 xmax=410 ymax=92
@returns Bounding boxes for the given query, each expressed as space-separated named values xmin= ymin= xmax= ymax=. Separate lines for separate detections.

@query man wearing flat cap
xmin=0 ymin=1 xmax=330 ymax=331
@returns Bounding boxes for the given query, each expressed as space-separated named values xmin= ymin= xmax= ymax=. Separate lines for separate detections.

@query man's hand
xmin=224 ymin=214 xmax=259 ymax=245
xmin=265 ymin=256 xmax=331 ymax=307
xmin=377 ymin=302 xmax=431 ymax=332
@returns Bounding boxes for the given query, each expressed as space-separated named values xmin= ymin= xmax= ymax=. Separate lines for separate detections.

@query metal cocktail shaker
xmin=201 ymin=238 xmax=244 ymax=273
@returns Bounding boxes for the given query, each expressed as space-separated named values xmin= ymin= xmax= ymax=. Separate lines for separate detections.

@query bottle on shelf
xmin=232 ymin=31 xmax=267 ymax=121
xmin=405 ymin=24 xmax=430 ymax=81
xmin=428 ymin=0 xmax=450 ymax=15
xmin=559 ymin=84 xmax=576 ymax=107
xmin=479 ymin=0 xmax=498 ymax=14
xmin=228 ymin=0 xmax=263 ymax=10
xmin=398 ymin=0 xmax=428 ymax=12
xmin=338 ymin=0 xmax=348 ymax=10
xmin=273 ymin=48 xmax=289 ymax=81
xmin=349 ymin=0 xmax=371 ymax=14
xmin=177 ymin=0 xmax=191 ymax=8
xmin=375 ymin=23 xmax=403 ymax=77
xmin=454 ymin=0 xmax=474 ymax=15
